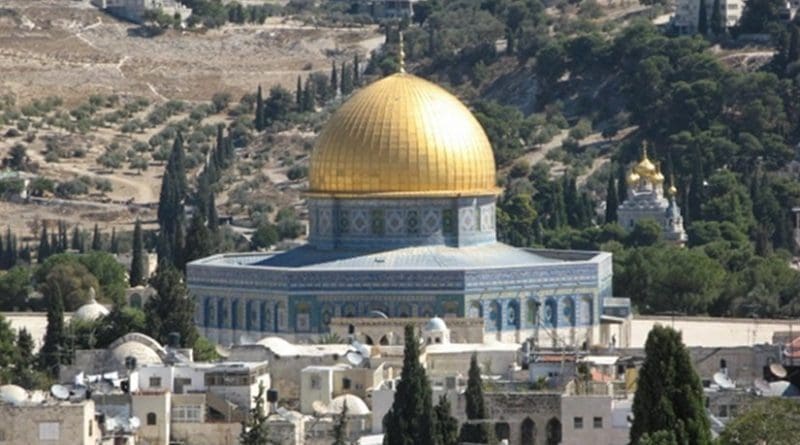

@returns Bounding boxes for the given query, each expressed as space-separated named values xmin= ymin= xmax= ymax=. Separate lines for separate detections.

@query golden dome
xmin=652 ymin=169 xmax=665 ymax=183
xmin=308 ymin=73 xmax=498 ymax=197
xmin=668 ymin=185 xmax=678 ymax=196
xmin=626 ymin=171 xmax=640 ymax=185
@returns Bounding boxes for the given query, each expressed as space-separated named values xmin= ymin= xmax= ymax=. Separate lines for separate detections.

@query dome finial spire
xmin=398 ymin=29 xmax=406 ymax=73
xmin=642 ymin=140 xmax=649 ymax=160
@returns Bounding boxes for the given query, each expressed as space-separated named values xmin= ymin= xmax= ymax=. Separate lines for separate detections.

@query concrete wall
xmin=630 ymin=316 xmax=799 ymax=348
xmin=560 ymin=395 xmax=629 ymax=445
xmin=171 ymin=422 xmax=239 ymax=445
xmin=329 ymin=317 xmax=486 ymax=345
xmin=132 ymin=392 xmax=171 ymax=445
xmin=0 ymin=400 xmax=97 ymax=445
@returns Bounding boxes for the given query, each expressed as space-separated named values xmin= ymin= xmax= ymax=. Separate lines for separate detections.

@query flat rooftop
xmin=190 ymin=243 xmax=604 ymax=271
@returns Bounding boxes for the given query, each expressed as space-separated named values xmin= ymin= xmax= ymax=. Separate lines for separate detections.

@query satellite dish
xmin=352 ymin=341 xmax=370 ymax=358
xmin=215 ymin=344 xmax=231 ymax=359
xmin=713 ymin=372 xmax=735 ymax=389
xmin=50 ymin=384 xmax=70 ymax=400
xmin=754 ymin=378 xmax=771 ymax=393
xmin=368 ymin=310 xmax=389 ymax=319
xmin=312 ymin=400 xmax=329 ymax=415
xmin=345 ymin=350 xmax=365 ymax=366
xmin=770 ymin=363 xmax=788 ymax=379
xmin=765 ymin=380 xmax=800 ymax=397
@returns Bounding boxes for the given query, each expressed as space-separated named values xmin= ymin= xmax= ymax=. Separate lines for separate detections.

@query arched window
xmin=231 ymin=299 xmax=240 ymax=330
xmin=521 ymin=417 xmax=536 ymax=445
xmin=544 ymin=298 xmax=558 ymax=328
xmin=494 ymin=422 xmax=510 ymax=441
xmin=147 ymin=412 xmax=157 ymax=425
xmin=526 ymin=299 xmax=540 ymax=326
xmin=490 ymin=301 xmax=502 ymax=331
xmin=546 ymin=418 xmax=561 ymax=445
xmin=507 ymin=300 xmax=520 ymax=330
xmin=563 ymin=298 xmax=575 ymax=327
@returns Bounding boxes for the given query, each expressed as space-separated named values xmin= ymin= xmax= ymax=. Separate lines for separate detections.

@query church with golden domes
xmin=618 ymin=145 xmax=687 ymax=245
xmin=187 ymin=66 xmax=618 ymax=347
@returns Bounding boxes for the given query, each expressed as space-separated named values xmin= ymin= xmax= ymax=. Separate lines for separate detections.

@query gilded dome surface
xmin=309 ymin=73 xmax=497 ymax=196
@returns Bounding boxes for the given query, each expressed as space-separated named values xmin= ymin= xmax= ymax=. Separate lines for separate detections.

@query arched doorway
xmin=521 ymin=417 xmax=536 ymax=445
xmin=379 ymin=335 xmax=389 ymax=345
xmin=494 ymin=422 xmax=510 ymax=442
xmin=545 ymin=418 xmax=561 ymax=445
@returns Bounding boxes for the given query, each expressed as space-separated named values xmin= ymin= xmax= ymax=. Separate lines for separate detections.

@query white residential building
xmin=673 ymin=0 xmax=744 ymax=34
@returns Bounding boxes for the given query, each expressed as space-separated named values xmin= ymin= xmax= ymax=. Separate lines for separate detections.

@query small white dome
xmin=257 ymin=336 xmax=297 ymax=356
xmin=111 ymin=341 xmax=162 ymax=366
xmin=74 ymin=298 xmax=110 ymax=322
xmin=329 ymin=394 xmax=370 ymax=415
xmin=0 ymin=384 xmax=29 ymax=405
xmin=423 ymin=317 xmax=447 ymax=332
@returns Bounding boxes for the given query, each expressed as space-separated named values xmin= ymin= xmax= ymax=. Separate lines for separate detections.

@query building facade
xmin=188 ymin=71 xmax=617 ymax=348
xmin=672 ymin=0 xmax=744 ymax=34
xmin=617 ymin=146 xmax=687 ymax=245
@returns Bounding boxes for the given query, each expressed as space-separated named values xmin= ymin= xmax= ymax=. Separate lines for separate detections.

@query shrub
xmin=287 ymin=165 xmax=308 ymax=180
xmin=55 ymin=179 xmax=89 ymax=198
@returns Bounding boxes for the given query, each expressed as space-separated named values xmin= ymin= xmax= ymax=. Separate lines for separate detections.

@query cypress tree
xmin=331 ymin=399 xmax=349 ymax=445
xmin=91 ymin=223 xmax=102 ymax=251
xmin=240 ymin=382 xmax=270 ymax=445
xmin=789 ymin=25 xmax=800 ymax=64
xmin=16 ymin=328 xmax=35 ymax=370
xmin=169 ymin=132 xmax=187 ymax=200
xmin=458 ymin=353 xmax=495 ymax=445
xmin=145 ymin=260 xmax=198 ymax=347
xmin=301 ymin=77 xmax=315 ymax=112
xmin=4 ymin=228 xmax=17 ymax=269
xmin=296 ymin=75 xmax=302 ymax=107
xmin=39 ymin=286 xmax=65 ymax=377
xmin=255 ymin=85 xmax=265 ymax=131
xmin=19 ymin=243 xmax=31 ymax=265
xmin=110 ymin=227 xmax=119 ymax=254
xmin=698 ymin=0 xmax=709 ymax=35
xmin=710 ymin=0 xmax=723 ymax=36
xmin=605 ymin=170 xmax=618 ymax=223
xmin=174 ymin=214 xmax=186 ymax=271
xmin=617 ymin=165 xmax=628 ymax=205
xmin=383 ymin=325 xmax=436 ymax=445
xmin=630 ymin=325 xmax=711 ymax=445
xmin=184 ymin=212 xmax=213 ymax=265
xmin=331 ymin=60 xmax=339 ymax=95
xmin=341 ymin=62 xmax=354 ymax=95
xmin=71 ymin=226 xmax=82 ymax=252
xmin=130 ymin=219 xmax=145 ymax=287
xmin=37 ymin=225 xmax=50 ymax=263
xmin=433 ymin=395 xmax=459 ymax=445
xmin=51 ymin=232 xmax=60 ymax=254
xmin=0 ymin=232 xmax=5 ymax=269
xmin=353 ymin=53 xmax=360 ymax=85
xmin=58 ymin=220 xmax=68 ymax=252
xmin=207 ymin=191 xmax=219 ymax=233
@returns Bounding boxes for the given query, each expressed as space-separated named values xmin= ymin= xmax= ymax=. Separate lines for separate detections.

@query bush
xmin=55 ymin=179 xmax=89 ymax=198
xmin=251 ymin=223 xmax=279 ymax=249
xmin=568 ymin=118 xmax=593 ymax=140
xmin=211 ymin=92 xmax=232 ymax=113
xmin=287 ymin=165 xmax=308 ymax=180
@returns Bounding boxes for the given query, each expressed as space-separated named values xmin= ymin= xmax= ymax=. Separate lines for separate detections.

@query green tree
xmin=38 ymin=261 xmax=100 ymax=311
xmin=383 ymin=325 xmax=436 ymax=445
xmin=184 ymin=212 xmax=213 ymax=265
xmin=626 ymin=219 xmax=662 ymax=247
xmin=240 ymin=381 xmax=271 ymax=445
xmin=145 ymin=261 xmax=198 ymax=348
xmin=91 ymin=224 xmax=102 ymax=251
xmin=433 ymin=395 xmax=459 ymax=445
xmin=698 ymin=0 xmax=709 ymax=35
xmin=0 ymin=314 xmax=16 ymax=370
xmin=630 ymin=325 xmax=710 ymax=445
xmin=37 ymin=225 xmax=50 ymax=263
xmin=639 ymin=431 xmax=678 ymax=445
xmin=331 ymin=399 xmax=349 ymax=445
xmin=130 ymin=219 xmax=145 ymax=287
xmin=255 ymin=85 xmax=265 ymax=131
xmin=341 ymin=62 xmax=354 ymax=95
xmin=331 ymin=60 xmax=339 ymax=94
xmin=264 ymin=86 xmax=293 ymax=125
xmin=110 ymin=227 xmax=119 ymax=254
xmin=296 ymin=75 xmax=302 ymax=107
xmin=710 ymin=0 xmax=724 ymax=36
xmin=39 ymin=287 xmax=66 ymax=377
xmin=79 ymin=251 xmax=127 ymax=305
xmin=0 ymin=266 xmax=32 ymax=311
xmin=458 ymin=353 xmax=495 ymax=445
xmin=719 ymin=398 xmax=800 ymax=444
xmin=251 ymin=223 xmax=279 ymax=250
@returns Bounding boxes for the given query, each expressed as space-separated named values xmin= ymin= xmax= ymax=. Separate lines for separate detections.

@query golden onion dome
xmin=308 ymin=72 xmax=498 ymax=197
xmin=652 ymin=170 xmax=665 ymax=183
xmin=668 ymin=184 xmax=678 ymax=196
xmin=626 ymin=171 xmax=640 ymax=185
xmin=633 ymin=157 xmax=657 ymax=177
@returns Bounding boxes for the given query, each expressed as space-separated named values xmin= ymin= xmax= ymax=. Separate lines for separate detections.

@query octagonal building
xmin=187 ymin=72 xmax=617 ymax=347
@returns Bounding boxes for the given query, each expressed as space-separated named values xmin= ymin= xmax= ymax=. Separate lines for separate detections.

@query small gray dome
xmin=74 ymin=297 xmax=109 ymax=322
xmin=423 ymin=317 xmax=447 ymax=332
xmin=329 ymin=394 xmax=370 ymax=415
xmin=111 ymin=341 xmax=162 ymax=366
xmin=0 ymin=384 xmax=29 ymax=405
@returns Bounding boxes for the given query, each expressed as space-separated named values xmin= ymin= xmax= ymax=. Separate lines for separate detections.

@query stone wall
xmin=0 ymin=400 xmax=96 ymax=445
xmin=453 ymin=392 xmax=561 ymax=445
xmin=329 ymin=316 xmax=485 ymax=345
